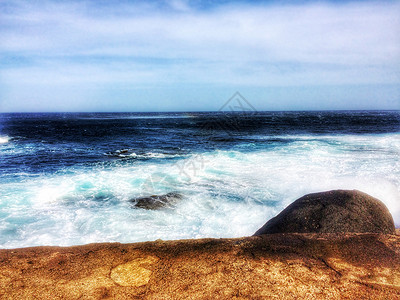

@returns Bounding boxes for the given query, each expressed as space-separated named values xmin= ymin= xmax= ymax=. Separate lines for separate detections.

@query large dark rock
xmin=130 ymin=192 xmax=182 ymax=210
xmin=254 ymin=190 xmax=395 ymax=235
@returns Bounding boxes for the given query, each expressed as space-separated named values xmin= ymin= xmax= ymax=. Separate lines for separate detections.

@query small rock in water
xmin=254 ymin=189 xmax=395 ymax=235
xmin=106 ymin=149 xmax=136 ymax=158
xmin=130 ymin=192 xmax=183 ymax=210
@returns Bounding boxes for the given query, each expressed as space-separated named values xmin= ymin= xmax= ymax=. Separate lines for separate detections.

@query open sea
xmin=0 ymin=111 xmax=399 ymax=248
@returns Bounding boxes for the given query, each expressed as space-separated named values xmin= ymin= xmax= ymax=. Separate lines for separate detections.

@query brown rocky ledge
xmin=1 ymin=233 xmax=400 ymax=299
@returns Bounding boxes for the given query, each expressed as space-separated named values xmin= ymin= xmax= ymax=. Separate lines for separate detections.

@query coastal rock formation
xmin=1 ymin=189 xmax=399 ymax=299
xmin=0 ymin=233 xmax=399 ymax=299
xmin=110 ymin=255 xmax=159 ymax=287
xmin=130 ymin=192 xmax=183 ymax=210
xmin=254 ymin=189 xmax=395 ymax=235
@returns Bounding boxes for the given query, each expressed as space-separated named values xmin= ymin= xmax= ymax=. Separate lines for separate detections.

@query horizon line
xmin=1 ymin=109 xmax=399 ymax=114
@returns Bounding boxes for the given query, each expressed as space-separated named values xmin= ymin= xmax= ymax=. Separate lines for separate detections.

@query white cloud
xmin=0 ymin=0 xmax=399 ymax=111
xmin=166 ymin=0 xmax=192 ymax=12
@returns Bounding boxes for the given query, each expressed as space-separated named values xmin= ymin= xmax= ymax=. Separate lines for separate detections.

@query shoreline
xmin=2 ymin=228 xmax=399 ymax=251
xmin=1 ymin=232 xmax=400 ymax=299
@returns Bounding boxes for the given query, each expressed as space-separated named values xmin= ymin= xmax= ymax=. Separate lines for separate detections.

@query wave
xmin=249 ymin=133 xmax=400 ymax=153
xmin=1 ymin=134 xmax=399 ymax=248
xmin=105 ymin=149 xmax=185 ymax=159
xmin=0 ymin=135 xmax=10 ymax=144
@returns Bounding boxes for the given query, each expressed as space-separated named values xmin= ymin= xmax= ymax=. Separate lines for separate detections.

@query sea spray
xmin=0 ymin=112 xmax=399 ymax=248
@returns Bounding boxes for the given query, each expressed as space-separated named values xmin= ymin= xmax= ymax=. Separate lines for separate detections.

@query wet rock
xmin=254 ymin=190 xmax=395 ymax=235
xmin=105 ymin=149 xmax=136 ymax=158
xmin=130 ymin=192 xmax=183 ymax=210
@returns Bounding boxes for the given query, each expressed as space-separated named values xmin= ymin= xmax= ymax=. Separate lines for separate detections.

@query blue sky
xmin=0 ymin=0 xmax=399 ymax=112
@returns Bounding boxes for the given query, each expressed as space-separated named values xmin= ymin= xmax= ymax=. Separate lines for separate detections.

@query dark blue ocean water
xmin=1 ymin=111 xmax=399 ymax=176
xmin=0 ymin=111 xmax=399 ymax=248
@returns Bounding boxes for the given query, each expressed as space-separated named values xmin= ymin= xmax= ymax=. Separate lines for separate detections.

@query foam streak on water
xmin=0 ymin=136 xmax=9 ymax=144
xmin=0 ymin=112 xmax=399 ymax=248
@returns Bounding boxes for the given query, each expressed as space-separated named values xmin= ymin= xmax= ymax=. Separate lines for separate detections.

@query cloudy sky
xmin=0 ymin=0 xmax=399 ymax=112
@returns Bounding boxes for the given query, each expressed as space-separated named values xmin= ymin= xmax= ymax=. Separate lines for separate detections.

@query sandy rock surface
xmin=1 ymin=233 xmax=399 ymax=299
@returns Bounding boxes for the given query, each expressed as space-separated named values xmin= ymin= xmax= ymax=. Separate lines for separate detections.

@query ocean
xmin=0 ymin=111 xmax=399 ymax=248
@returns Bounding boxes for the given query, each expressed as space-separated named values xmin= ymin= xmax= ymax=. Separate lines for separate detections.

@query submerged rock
xmin=130 ymin=192 xmax=183 ymax=210
xmin=254 ymin=189 xmax=395 ymax=235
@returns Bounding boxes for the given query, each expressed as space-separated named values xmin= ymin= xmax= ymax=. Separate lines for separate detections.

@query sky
xmin=0 ymin=0 xmax=399 ymax=112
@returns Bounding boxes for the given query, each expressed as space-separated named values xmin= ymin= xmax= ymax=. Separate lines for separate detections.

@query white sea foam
xmin=1 ymin=133 xmax=399 ymax=248
xmin=105 ymin=150 xmax=185 ymax=159
xmin=0 ymin=135 xmax=10 ymax=144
